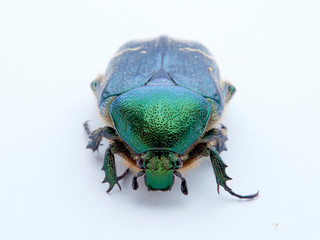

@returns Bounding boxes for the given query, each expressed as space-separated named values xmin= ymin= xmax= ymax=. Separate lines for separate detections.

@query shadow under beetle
xmin=84 ymin=36 xmax=259 ymax=199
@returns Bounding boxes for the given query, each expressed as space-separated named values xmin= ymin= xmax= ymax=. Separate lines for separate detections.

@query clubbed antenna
xmin=174 ymin=171 xmax=188 ymax=195
xmin=132 ymin=170 xmax=145 ymax=190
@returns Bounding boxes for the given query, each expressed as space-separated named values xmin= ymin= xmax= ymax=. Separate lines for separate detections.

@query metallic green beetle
xmin=84 ymin=36 xmax=258 ymax=198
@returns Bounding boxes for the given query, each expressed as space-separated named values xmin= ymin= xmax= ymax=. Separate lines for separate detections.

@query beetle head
xmin=133 ymin=150 xmax=184 ymax=192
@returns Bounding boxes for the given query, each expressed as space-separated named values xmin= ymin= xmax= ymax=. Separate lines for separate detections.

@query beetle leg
xmin=101 ymin=144 xmax=119 ymax=192
xmin=102 ymin=143 xmax=131 ymax=193
xmin=201 ymin=124 xmax=228 ymax=153
xmin=209 ymin=146 xmax=259 ymax=199
xmin=83 ymin=121 xmax=92 ymax=135
xmin=83 ymin=121 xmax=118 ymax=152
xmin=174 ymin=171 xmax=188 ymax=195
xmin=132 ymin=170 xmax=145 ymax=190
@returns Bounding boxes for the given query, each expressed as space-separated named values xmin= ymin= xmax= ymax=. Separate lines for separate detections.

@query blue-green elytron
xmin=84 ymin=36 xmax=259 ymax=198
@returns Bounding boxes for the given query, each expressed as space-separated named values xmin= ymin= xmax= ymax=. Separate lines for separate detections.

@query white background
xmin=1 ymin=0 xmax=320 ymax=239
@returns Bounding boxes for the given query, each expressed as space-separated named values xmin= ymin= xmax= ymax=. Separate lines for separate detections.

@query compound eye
xmin=137 ymin=157 xmax=145 ymax=169
xmin=175 ymin=158 xmax=183 ymax=169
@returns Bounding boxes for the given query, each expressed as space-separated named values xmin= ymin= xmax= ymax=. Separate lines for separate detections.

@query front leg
xmin=102 ymin=143 xmax=130 ymax=193
xmin=83 ymin=121 xmax=118 ymax=151
xmin=209 ymin=146 xmax=259 ymax=199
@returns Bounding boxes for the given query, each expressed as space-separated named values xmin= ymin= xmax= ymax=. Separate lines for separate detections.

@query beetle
xmin=84 ymin=36 xmax=258 ymax=199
